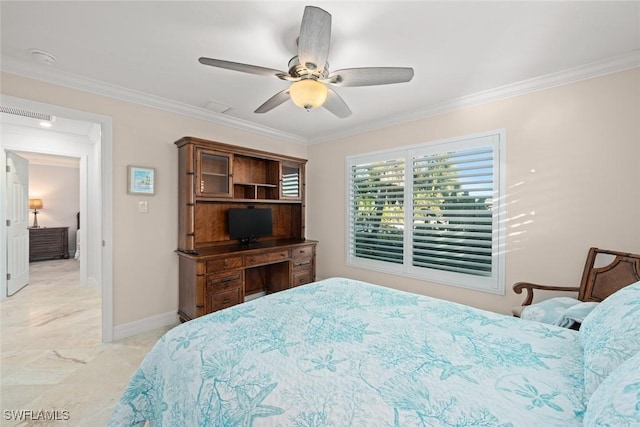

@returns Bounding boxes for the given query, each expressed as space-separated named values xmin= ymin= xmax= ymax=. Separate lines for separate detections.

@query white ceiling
xmin=1 ymin=1 xmax=639 ymax=144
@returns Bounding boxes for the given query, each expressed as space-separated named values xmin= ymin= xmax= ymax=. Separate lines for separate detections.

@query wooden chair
xmin=513 ymin=247 xmax=640 ymax=315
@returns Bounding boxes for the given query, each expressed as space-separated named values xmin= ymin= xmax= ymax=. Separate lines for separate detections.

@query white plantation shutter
xmin=347 ymin=131 xmax=505 ymax=294
xmin=412 ymin=146 xmax=494 ymax=276
xmin=348 ymin=157 xmax=405 ymax=264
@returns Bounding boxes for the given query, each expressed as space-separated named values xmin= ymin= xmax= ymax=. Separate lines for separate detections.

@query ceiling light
xmin=39 ymin=115 xmax=55 ymax=128
xmin=289 ymin=79 xmax=328 ymax=111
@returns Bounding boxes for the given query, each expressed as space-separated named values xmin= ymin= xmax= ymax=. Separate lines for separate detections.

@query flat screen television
xmin=228 ymin=207 xmax=273 ymax=244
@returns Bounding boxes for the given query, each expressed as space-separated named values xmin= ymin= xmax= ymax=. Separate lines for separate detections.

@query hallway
xmin=1 ymin=259 xmax=172 ymax=425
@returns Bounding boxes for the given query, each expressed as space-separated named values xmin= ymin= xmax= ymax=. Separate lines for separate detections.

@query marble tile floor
xmin=1 ymin=259 xmax=175 ymax=426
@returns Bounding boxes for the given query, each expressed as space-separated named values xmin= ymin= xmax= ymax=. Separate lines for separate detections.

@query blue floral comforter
xmin=108 ymin=277 xmax=585 ymax=426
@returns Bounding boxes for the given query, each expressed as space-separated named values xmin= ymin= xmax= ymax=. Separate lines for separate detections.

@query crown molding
xmin=3 ymin=49 xmax=639 ymax=146
xmin=308 ymin=49 xmax=640 ymax=144
xmin=0 ymin=57 xmax=307 ymax=145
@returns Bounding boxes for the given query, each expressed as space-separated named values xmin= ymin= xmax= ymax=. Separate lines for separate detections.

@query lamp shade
xmin=289 ymin=79 xmax=328 ymax=110
xmin=29 ymin=198 xmax=43 ymax=210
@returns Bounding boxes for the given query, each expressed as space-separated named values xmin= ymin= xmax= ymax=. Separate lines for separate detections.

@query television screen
xmin=228 ymin=208 xmax=273 ymax=243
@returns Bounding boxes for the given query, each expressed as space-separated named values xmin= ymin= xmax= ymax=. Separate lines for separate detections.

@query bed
xmin=108 ymin=277 xmax=640 ymax=426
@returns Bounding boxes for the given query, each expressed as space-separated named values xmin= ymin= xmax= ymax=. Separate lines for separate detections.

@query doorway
xmin=0 ymin=95 xmax=114 ymax=342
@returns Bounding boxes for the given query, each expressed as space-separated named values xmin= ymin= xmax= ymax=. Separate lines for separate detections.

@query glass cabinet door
xmin=280 ymin=162 xmax=302 ymax=200
xmin=196 ymin=149 xmax=232 ymax=197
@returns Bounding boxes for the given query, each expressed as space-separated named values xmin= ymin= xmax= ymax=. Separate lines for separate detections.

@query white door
xmin=6 ymin=151 xmax=29 ymax=296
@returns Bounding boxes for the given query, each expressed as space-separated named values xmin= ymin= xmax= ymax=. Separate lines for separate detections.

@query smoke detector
xmin=28 ymin=48 xmax=57 ymax=65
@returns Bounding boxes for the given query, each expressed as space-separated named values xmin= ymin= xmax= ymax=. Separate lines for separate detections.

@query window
xmin=347 ymin=131 xmax=506 ymax=294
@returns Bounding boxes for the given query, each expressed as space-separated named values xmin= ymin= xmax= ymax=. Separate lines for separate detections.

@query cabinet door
xmin=280 ymin=162 xmax=303 ymax=200
xmin=196 ymin=148 xmax=233 ymax=197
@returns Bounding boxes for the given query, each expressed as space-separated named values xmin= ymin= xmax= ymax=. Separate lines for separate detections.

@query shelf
xmin=201 ymin=172 xmax=227 ymax=177
xmin=234 ymin=182 xmax=278 ymax=188
xmin=194 ymin=197 xmax=301 ymax=204
xmin=233 ymin=182 xmax=278 ymax=200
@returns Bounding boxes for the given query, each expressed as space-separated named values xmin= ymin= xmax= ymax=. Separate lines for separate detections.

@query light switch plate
xmin=138 ymin=201 xmax=148 ymax=213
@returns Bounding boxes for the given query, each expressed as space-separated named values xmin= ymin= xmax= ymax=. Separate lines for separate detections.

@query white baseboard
xmin=244 ymin=291 xmax=266 ymax=302
xmin=112 ymin=310 xmax=179 ymax=341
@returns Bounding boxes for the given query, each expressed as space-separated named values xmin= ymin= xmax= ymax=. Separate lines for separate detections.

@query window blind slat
xmin=412 ymin=232 xmax=493 ymax=243
xmin=413 ymin=216 xmax=493 ymax=223
xmin=413 ymin=180 xmax=493 ymax=189
xmin=413 ymin=242 xmax=493 ymax=254
xmin=413 ymin=223 xmax=493 ymax=231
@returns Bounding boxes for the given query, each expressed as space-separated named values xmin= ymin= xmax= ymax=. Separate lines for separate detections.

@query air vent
xmin=0 ymin=106 xmax=52 ymax=121
xmin=202 ymin=100 xmax=231 ymax=114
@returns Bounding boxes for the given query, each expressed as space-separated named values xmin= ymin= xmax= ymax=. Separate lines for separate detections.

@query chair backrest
xmin=578 ymin=247 xmax=640 ymax=302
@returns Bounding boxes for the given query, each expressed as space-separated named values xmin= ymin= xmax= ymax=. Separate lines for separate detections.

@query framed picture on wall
xmin=127 ymin=166 xmax=155 ymax=195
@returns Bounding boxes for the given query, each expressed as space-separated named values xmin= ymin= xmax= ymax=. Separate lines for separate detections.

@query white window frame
xmin=346 ymin=130 xmax=506 ymax=294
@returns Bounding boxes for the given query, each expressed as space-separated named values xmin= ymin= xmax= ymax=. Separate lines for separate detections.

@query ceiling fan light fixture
xmin=289 ymin=79 xmax=328 ymax=111
xmin=198 ymin=6 xmax=411 ymax=118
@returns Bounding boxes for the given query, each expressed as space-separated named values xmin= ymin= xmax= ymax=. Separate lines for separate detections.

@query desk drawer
xmin=209 ymin=287 xmax=242 ymax=312
xmin=206 ymin=256 xmax=243 ymax=273
xmin=245 ymin=250 xmax=289 ymax=266
xmin=293 ymin=256 xmax=313 ymax=268
xmin=292 ymin=267 xmax=313 ymax=287
xmin=206 ymin=272 xmax=242 ymax=290
xmin=292 ymin=245 xmax=314 ymax=259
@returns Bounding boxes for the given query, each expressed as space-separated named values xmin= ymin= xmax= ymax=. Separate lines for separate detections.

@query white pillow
xmin=520 ymin=297 xmax=598 ymax=328
xmin=580 ymin=281 xmax=640 ymax=399
xmin=520 ymin=297 xmax=580 ymax=324
xmin=583 ymin=350 xmax=640 ymax=426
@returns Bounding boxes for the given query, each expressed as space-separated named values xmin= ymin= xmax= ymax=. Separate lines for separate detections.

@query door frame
xmin=0 ymin=95 xmax=114 ymax=342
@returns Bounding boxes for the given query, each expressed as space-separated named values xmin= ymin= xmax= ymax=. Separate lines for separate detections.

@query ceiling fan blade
xmin=199 ymin=57 xmax=287 ymax=79
xmin=323 ymin=88 xmax=352 ymax=119
xmin=326 ymin=67 xmax=414 ymax=87
xmin=298 ymin=6 xmax=331 ymax=72
xmin=254 ymin=89 xmax=291 ymax=114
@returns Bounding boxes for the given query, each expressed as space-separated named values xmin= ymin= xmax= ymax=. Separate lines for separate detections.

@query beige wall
xmin=29 ymin=163 xmax=80 ymax=254
xmin=3 ymin=68 xmax=639 ymax=326
xmin=1 ymin=72 xmax=308 ymax=326
xmin=307 ymin=68 xmax=640 ymax=314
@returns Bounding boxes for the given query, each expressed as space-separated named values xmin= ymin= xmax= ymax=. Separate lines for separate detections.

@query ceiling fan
xmin=198 ymin=6 xmax=414 ymax=118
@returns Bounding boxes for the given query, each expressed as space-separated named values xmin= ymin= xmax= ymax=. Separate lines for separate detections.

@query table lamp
xmin=29 ymin=198 xmax=43 ymax=228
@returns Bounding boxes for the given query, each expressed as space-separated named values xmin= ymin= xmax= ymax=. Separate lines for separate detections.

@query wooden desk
xmin=176 ymin=239 xmax=317 ymax=322
xmin=29 ymin=227 xmax=69 ymax=262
